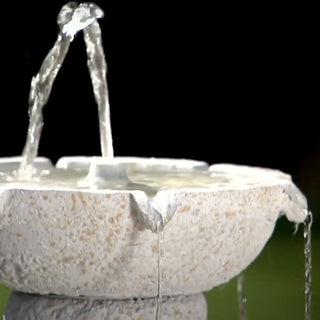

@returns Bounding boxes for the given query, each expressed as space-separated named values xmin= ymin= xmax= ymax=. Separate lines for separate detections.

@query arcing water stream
xmin=18 ymin=2 xmax=113 ymax=180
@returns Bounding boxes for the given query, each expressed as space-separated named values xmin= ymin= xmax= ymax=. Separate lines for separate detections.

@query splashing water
xmin=304 ymin=211 xmax=312 ymax=320
xmin=237 ymin=273 xmax=248 ymax=320
xmin=18 ymin=2 xmax=113 ymax=179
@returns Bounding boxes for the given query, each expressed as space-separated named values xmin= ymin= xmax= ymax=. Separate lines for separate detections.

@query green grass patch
xmin=0 ymin=284 xmax=10 ymax=318
xmin=205 ymin=226 xmax=320 ymax=320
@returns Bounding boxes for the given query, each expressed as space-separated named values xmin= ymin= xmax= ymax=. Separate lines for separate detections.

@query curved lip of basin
xmin=0 ymin=156 xmax=308 ymax=227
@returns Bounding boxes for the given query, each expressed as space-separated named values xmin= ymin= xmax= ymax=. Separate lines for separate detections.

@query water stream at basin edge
xmin=156 ymin=227 xmax=163 ymax=320
xmin=237 ymin=272 xmax=248 ymax=320
xmin=304 ymin=211 xmax=312 ymax=320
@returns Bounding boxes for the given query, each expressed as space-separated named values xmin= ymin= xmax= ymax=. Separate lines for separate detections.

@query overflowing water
xmin=304 ymin=211 xmax=313 ymax=320
xmin=237 ymin=273 xmax=247 ymax=320
xmin=18 ymin=2 xmax=113 ymax=179
xmin=234 ymin=212 xmax=313 ymax=320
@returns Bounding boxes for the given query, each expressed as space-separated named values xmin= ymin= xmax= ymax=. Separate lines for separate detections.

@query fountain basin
xmin=0 ymin=157 xmax=307 ymax=298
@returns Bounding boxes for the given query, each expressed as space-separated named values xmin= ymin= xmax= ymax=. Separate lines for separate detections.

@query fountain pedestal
xmin=5 ymin=292 xmax=207 ymax=320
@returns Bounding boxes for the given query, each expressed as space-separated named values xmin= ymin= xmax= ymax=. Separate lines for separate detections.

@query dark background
xmin=0 ymin=2 xmax=318 ymax=227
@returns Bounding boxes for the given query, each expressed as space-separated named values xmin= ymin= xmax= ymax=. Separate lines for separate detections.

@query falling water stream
xmin=304 ymin=211 xmax=313 ymax=320
xmin=18 ymin=22 xmax=71 ymax=177
xmin=237 ymin=273 xmax=247 ymax=320
xmin=235 ymin=211 xmax=313 ymax=320
xmin=156 ymin=228 xmax=163 ymax=320
xmin=83 ymin=17 xmax=113 ymax=158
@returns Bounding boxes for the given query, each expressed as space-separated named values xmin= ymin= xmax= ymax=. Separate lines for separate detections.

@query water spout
xmin=18 ymin=2 xmax=113 ymax=179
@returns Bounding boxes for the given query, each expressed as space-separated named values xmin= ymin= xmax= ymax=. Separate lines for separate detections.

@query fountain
xmin=0 ymin=2 xmax=312 ymax=319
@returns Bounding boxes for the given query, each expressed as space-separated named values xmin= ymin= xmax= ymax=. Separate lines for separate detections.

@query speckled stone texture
xmin=5 ymin=291 xmax=207 ymax=320
xmin=0 ymin=161 xmax=307 ymax=298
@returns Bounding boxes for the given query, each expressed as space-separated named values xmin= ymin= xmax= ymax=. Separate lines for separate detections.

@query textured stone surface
xmin=0 ymin=158 xmax=308 ymax=298
xmin=5 ymin=291 xmax=207 ymax=320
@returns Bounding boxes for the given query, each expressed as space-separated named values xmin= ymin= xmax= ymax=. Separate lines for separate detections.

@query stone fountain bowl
xmin=0 ymin=157 xmax=307 ymax=299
